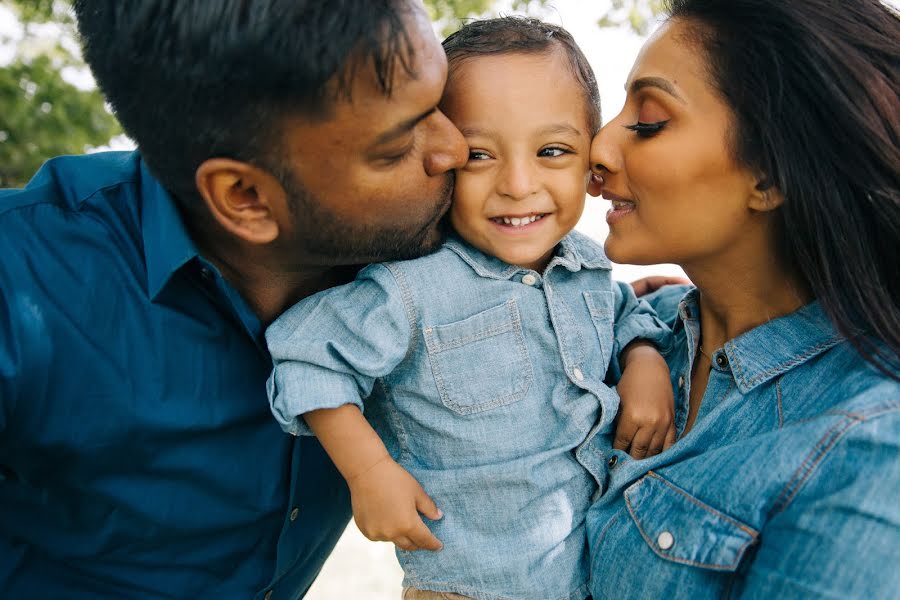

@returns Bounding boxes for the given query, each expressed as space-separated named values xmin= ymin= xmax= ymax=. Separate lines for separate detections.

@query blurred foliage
xmin=1 ymin=0 xmax=662 ymax=188
xmin=0 ymin=0 xmax=120 ymax=187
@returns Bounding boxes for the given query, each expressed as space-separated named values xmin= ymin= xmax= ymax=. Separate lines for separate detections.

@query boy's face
xmin=440 ymin=49 xmax=595 ymax=272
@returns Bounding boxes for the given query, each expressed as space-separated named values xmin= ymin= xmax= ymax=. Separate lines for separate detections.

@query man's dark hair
xmin=442 ymin=17 xmax=602 ymax=134
xmin=665 ymin=0 xmax=900 ymax=375
xmin=73 ymin=0 xmax=415 ymax=205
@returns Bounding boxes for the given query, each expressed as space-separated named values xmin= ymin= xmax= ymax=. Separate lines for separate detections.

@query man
xmin=0 ymin=1 xmax=466 ymax=597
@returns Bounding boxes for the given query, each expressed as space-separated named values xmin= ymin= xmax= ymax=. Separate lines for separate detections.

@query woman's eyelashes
xmin=624 ymin=119 xmax=670 ymax=138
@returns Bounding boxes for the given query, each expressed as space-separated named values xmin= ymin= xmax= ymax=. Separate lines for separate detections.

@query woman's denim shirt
xmin=585 ymin=286 xmax=900 ymax=599
xmin=266 ymin=232 xmax=669 ymax=600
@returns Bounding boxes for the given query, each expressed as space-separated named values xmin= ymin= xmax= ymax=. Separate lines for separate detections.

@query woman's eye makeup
xmin=624 ymin=119 xmax=670 ymax=138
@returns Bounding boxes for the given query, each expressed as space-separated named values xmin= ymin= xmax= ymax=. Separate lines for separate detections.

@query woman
xmin=585 ymin=0 xmax=899 ymax=597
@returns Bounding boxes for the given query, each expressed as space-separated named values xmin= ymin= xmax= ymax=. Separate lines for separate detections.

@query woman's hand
xmin=348 ymin=456 xmax=444 ymax=552
xmin=614 ymin=342 xmax=676 ymax=459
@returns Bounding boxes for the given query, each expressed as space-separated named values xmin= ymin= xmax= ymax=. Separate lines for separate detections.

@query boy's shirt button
xmin=521 ymin=274 xmax=537 ymax=286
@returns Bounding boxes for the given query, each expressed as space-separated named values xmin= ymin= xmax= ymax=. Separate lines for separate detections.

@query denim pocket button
xmin=608 ymin=455 xmax=618 ymax=468
xmin=657 ymin=531 xmax=675 ymax=550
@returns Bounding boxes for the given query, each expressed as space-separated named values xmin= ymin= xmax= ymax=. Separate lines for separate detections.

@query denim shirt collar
xmin=676 ymin=288 xmax=843 ymax=393
xmin=444 ymin=231 xmax=611 ymax=280
xmin=139 ymin=155 xmax=200 ymax=300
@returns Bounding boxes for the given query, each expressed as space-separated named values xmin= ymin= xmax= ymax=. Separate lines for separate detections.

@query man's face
xmin=277 ymin=5 xmax=467 ymax=266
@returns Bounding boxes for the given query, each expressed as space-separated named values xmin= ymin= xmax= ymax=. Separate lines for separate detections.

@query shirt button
xmin=521 ymin=273 xmax=537 ymax=286
xmin=264 ymin=590 xmax=273 ymax=600
xmin=657 ymin=531 xmax=675 ymax=550
xmin=573 ymin=367 xmax=584 ymax=381
xmin=608 ymin=455 xmax=618 ymax=468
xmin=289 ymin=507 xmax=299 ymax=522
xmin=715 ymin=353 xmax=729 ymax=368
xmin=199 ymin=267 xmax=213 ymax=281
xmin=678 ymin=375 xmax=685 ymax=389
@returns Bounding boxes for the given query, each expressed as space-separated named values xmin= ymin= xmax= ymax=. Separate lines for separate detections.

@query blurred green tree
xmin=0 ymin=0 xmax=663 ymax=188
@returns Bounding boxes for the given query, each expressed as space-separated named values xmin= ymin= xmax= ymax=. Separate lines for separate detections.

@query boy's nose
xmin=496 ymin=160 xmax=538 ymax=201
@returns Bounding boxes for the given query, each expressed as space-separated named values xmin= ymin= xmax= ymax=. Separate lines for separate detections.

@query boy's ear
xmin=194 ymin=158 xmax=284 ymax=244
xmin=587 ymin=172 xmax=604 ymax=197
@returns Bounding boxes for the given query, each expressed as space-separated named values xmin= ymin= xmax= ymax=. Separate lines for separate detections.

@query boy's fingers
xmin=628 ymin=428 xmax=654 ymax=459
xmin=416 ymin=492 xmax=443 ymax=521
xmin=408 ymin=520 xmax=443 ymax=552
xmin=663 ymin=424 xmax=677 ymax=450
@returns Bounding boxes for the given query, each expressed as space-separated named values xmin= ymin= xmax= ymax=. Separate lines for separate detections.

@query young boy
xmin=266 ymin=18 xmax=673 ymax=600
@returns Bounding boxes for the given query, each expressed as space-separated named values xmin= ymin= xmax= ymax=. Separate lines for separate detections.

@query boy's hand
xmin=614 ymin=342 xmax=675 ymax=459
xmin=348 ymin=456 xmax=444 ymax=552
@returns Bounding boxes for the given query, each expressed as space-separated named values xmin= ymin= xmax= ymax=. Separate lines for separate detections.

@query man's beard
xmin=282 ymin=172 xmax=454 ymax=265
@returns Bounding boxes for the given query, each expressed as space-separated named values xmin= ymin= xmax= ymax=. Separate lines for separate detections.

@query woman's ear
xmin=747 ymin=178 xmax=784 ymax=213
xmin=194 ymin=158 xmax=283 ymax=244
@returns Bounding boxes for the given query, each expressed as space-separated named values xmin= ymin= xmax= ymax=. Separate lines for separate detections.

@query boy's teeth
xmin=499 ymin=214 xmax=543 ymax=227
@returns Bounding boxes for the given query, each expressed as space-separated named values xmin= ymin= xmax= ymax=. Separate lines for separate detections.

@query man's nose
xmin=424 ymin=110 xmax=468 ymax=176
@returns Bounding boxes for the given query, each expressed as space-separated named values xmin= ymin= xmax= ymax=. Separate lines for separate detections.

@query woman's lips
xmin=603 ymin=193 xmax=636 ymax=226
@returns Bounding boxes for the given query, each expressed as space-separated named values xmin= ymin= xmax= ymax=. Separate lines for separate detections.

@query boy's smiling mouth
xmin=489 ymin=213 xmax=547 ymax=227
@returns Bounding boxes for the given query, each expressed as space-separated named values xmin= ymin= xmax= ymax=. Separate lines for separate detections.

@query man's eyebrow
xmin=628 ymin=76 xmax=686 ymax=103
xmin=372 ymin=107 xmax=437 ymax=146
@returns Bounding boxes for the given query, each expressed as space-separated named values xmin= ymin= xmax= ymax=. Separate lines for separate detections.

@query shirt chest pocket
xmin=423 ymin=299 xmax=533 ymax=415
xmin=624 ymin=471 xmax=759 ymax=571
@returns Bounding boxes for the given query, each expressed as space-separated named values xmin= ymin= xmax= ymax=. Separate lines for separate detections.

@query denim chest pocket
xmin=624 ymin=471 xmax=759 ymax=571
xmin=584 ymin=290 xmax=615 ymax=368
xmin=423 ymin=299 xmax=533 ymax=415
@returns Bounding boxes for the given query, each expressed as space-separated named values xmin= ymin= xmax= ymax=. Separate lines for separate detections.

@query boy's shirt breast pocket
xmin=423 ymin=298 xmax=533 ymax=415
xmin=583 ymin=290 xmax=615 ymax=376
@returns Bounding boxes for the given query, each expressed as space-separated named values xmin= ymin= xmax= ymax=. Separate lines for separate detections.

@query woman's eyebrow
xmin=628 ymin=76 xmax=686 ymax=103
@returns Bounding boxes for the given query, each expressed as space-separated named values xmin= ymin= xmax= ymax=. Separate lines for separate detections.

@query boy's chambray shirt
xmin=267 ymin=231 xmax=670 ymax=600
xmin=584 ymin=286 xmax=900 ymax=600
xmin=0 ymin=152 xmax=350 ymax=599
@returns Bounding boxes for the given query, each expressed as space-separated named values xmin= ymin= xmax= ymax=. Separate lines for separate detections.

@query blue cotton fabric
xmin=266 ymin=232 xmax=671 ymax=600
xmin=585 ymin=286 xmax=900 ymax=599
xmin=0 ymin=152 xmax=350 ymax=599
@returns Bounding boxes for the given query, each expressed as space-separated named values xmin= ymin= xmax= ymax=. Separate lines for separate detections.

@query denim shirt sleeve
xmin=265 ymin=263 xmax=412 ymax=436
xmin=607 ymin=280 xmax=673 ymax=382
xmin=738 ymin=408 xmax=900 ymax=599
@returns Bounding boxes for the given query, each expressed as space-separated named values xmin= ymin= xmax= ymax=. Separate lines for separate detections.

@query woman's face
xmin=591 ymin=19 xmax=765 ymax=267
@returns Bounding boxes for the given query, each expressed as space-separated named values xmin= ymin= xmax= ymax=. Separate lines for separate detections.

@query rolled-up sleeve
xmin=607 ymin=280 xmax=673 ymax=381
xmin=265 ymin=264 xmax=412 ymax=436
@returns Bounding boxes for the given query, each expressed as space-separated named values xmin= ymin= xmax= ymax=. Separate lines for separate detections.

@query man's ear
xmin=194 ymin=158 xmax=284 ymax=244
xmin=747 ymin=176 xmax=784 ymax=213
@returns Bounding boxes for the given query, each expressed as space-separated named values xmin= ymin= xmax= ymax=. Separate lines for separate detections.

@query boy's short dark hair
xmin=442 ymin=17 xmax=602 ymax=134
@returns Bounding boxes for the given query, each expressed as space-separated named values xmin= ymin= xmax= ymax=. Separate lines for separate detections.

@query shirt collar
xmin=444 ymin=230 xmax=611 ymax=280
xmin=676 ymin=289 xmax=843 ymax=393
xmin=139 ymin=155 xmax=200 ymax=300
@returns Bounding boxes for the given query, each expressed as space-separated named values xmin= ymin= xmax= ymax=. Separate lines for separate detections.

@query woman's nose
xmin=590 ymin=121 xmax=622 ymax=176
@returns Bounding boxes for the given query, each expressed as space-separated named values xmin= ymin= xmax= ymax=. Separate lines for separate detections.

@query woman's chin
xmin=603 ymin=240 xmax=659 ymax=265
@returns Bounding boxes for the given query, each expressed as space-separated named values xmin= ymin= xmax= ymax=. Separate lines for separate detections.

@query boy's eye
xmin=468 ymin=150 xmax=491 ymax=161
xmin=624 ymin=120 xmax=670 ymax=138
xmin=538 ymin=147 xmax=568 ymax=158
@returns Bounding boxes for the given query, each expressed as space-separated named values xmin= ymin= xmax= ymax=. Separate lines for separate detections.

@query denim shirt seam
xmin=381 ymin=262 xmax=419 ymax=362
xmin=770 ymin=414 xmax=866 ymax=515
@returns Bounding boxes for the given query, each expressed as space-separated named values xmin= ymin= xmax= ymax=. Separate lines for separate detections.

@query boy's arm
xmin=609 ymin=281 xmax=676 ymax=458
xmin=304 ymin=405 xmax=443 ymax=551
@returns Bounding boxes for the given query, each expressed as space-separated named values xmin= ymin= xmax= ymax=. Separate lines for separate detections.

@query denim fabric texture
xmin=585 ymin=286 xmax=900 ymax=599
xmin=0 ymin=152 xmax=350 ymax=599
xmin=267 ymin=232 xmax=670 ymax=600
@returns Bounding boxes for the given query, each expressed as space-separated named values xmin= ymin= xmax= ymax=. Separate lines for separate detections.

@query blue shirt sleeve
xmin=607 ymin=280 xmax=673 ymax=381
xmin=265 ymin=263 xmax=412 ymax=436
xmin=737 ymin=409 xmax=900 ymax=599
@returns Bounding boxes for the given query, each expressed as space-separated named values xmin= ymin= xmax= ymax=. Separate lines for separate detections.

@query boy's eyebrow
xmin=371 ymin=107 xmax=437 ymax=146
xmin=628 ymin=76 xmax=686 ymax=103
xmin=460 ymin=123 xmax=583 ymax=138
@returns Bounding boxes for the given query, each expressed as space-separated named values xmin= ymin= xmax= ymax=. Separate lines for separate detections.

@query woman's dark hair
xmin=664 ymin=0 xmax=900 ymax=375
xmin=73 ymin=0 xmax=414 ymax=204
xmin=442 ymin=17 xmax=602 ymax=134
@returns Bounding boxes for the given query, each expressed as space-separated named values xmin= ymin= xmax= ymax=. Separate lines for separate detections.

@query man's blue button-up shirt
xmin=0 ymin=151 xmax=350 ymax=598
